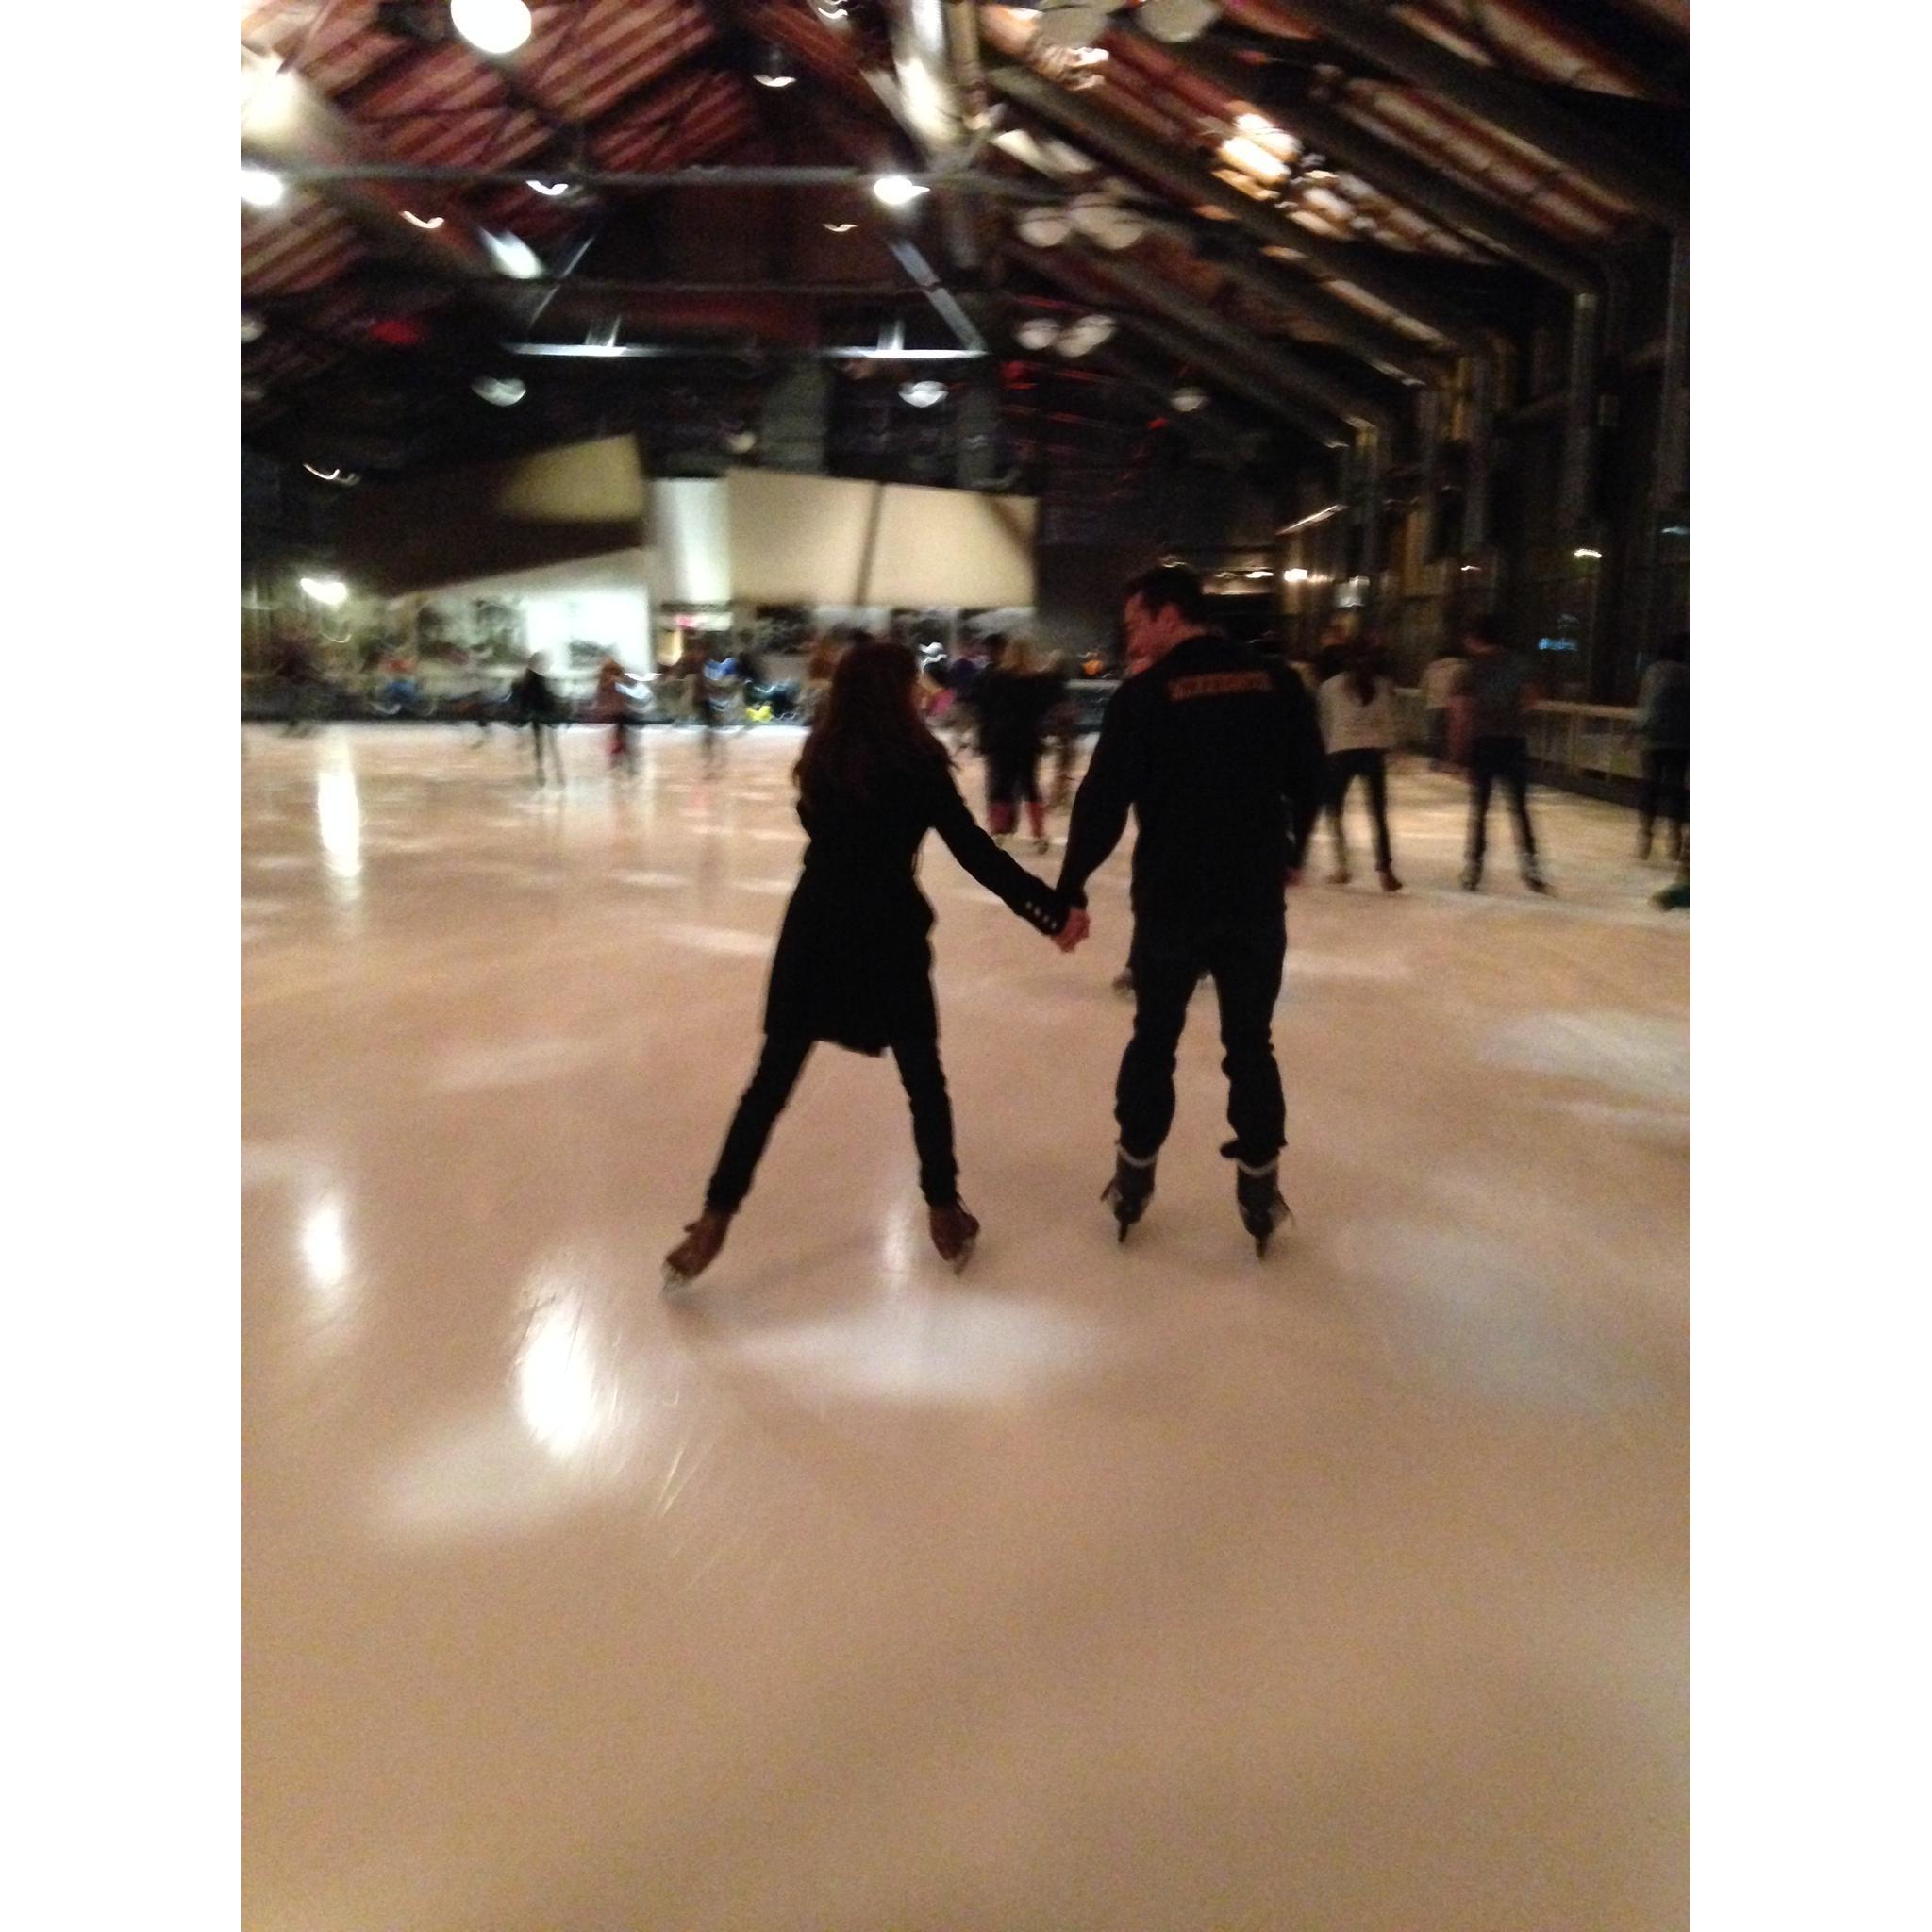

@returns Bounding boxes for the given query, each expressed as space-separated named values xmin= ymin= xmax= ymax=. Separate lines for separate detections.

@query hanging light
xmin=241 ymin=166 xmax=285 ymax=209
xmin=1014 ymin=316 xmax=1061 ymax=352
xmin=525 ymin=177 xmax=574 ymax=197
xmin=1066 ymin=196 xmax=1146 ymax=249
xmin=1055 ymin=313 xmax=1115 ymax=357
xmin=450 ymin=0 xmax=533 ymax=57
xmin=873 ymin=175 xmax=928 ymax=208
xmin=1016 ymin=204 xmax=1073 ymax=248
xmin=473 ymin=375 xmax=527 ymax=406
xmin=242 ymin=312 xmax=266 ymax=343
xmin=299 ymin=575 xmax=349 ymax=608
xmin=1574 ymin=546 xmax=1602 ymax=559
xmin=899 ymin=380 xmax=947 ymax=408
xmin=480 ymin=229 xmax=543 ymax=278
xmin=1135 ymin=0 xmax=1220 ymax=42
xmin=1170 ymin=384 xmax=1208 ymax=413
xmin=754 ymin=48 xmax=796 ymax=87
xmin=724 ymin=427 xmax=758 ymax=455
xmin=1284 ymin=568 xmax=1310 ymax=583
xmin=400 ymin=209 xmax=445 ymax=229
xmin=303 ymin=465 xmax=361 ymax=486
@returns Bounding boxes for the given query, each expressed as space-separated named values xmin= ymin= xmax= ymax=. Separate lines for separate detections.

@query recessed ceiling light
xmin=451 ymin=0 xmax=532 ymax=57
xmin=241 ymin=166 xmax=285 ymax=209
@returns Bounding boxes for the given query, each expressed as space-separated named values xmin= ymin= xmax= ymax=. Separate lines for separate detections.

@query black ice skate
xmin=1225 ymin=1143 xmax=1295 ymax=1257
xmin=662 ymin=1208 xmax=732 ymax=1294
xmin=929 ymin=1201 xmax=981 ymax=1274
xmin=1102 ymin=1145 xmax=1158 ymax=1242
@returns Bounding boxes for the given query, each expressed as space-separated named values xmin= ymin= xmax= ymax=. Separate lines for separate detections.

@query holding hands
xmin=1056 ymin=906 xmax=1091 ymax=954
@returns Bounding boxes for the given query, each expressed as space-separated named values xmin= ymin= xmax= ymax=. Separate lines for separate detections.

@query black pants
xmin=986 ymin=748 xmax=1041 ymax=808
xmin=1639 ymin=747 xmax=1689 ymax=856
xmin=529 ymin=722 xmax=561 ymax=783
xmin=1117 ymin=914 xmax=1288 ymax=1168
xmin=1467 ymin=735 xmax=1538 ymax=868
xmin=1327 ymin=748 xmax=1393 ymax=872
xmin=704 ymin=1033 xmax=959 ymax=1214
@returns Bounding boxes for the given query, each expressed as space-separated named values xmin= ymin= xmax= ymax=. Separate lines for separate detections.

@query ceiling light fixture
xmin=451 ymin=0 xmax=533 ymax=57
xmin=1284 ymin=567 xmax=1310 ymax=582
xmin=1234 ymin=112 xmax=1279 ymax=139
xmin=1574 ymin=546 xmax=1602 ymax=559
xmin=525 ymin=177 xmax=573 ymax=197
xmin=823 ymin=222 xmax=857 ymax=234
xmin=241 ymin=166 xmax=285 ymax=209
xmin=480 ymin=229 xmax=543 ymax=278
xmin=1055 ymin=312 xmax=1115 ymax=357
xmin=1170 ymin=384 xmax=1208 ymax=412
xmin=473 ymin=375 xmax=527 ymax=406
xmin=401 ymin=209 xmax=445 ymax=229
xmin=1014 ymin=316 xmax=1061 ymax=351
xmin=900 ymin=380 xmax=947 ymax=408
xmin=873 ymin=175 xmax=928 ymax=208
xmin=299 ymin=575 xmax=349 ymax=607
xmin=755 ymin=73 xmax=796 ymax=87
xmin=242 ymin=312 xmax=266 ymax=343
xmin=1131 ymin=0 xmax=1220 ymax=41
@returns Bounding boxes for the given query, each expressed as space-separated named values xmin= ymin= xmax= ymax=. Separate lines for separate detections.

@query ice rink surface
xmin=243 ymin=722 xmax=1689 ymax=1931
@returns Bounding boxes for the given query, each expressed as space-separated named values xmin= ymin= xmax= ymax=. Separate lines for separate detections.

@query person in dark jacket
xmin=1450 ymin=615 xmax=1548 ymax=892
xmin=974 ymin=632 xmax=1063 ymax=852
xmin=1057 ymin=564 xmax=1327 ymax=1253
xmin=510 ymin=652 xmax=564 ymax=786
xmin=1635 ymin=631 xmax=1690 ymax=863
xmin=663 ymin=641 xmax=1089 ymax=1291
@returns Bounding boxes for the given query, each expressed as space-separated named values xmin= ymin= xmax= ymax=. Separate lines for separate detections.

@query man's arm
xmin=1056 ymin=680 xmax=1143 ymax=907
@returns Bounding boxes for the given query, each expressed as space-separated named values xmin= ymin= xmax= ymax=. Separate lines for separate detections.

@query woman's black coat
xmin=762 ymin=753 xmax=1069 ymax=1055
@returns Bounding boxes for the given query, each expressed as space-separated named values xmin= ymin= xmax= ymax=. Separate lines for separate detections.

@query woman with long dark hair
xmin=1317 ymin=639 xmax=1403 ymax=891
xmin=663 ymin=641 xmax=1084 ymax=1290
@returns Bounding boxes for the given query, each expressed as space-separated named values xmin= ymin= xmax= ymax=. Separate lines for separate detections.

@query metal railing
xmin=1393 ymin=690 xmax=1645 ymax=795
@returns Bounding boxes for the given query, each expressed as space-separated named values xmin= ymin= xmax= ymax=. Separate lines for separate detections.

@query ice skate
xmin=1102 ymin=1145 xmax=1158 ymax=1242
xmin=929 ymin=1201 xmax=980 ymax=1274
xmin=1378 ymin=868 xmax=1403 ymax=893
xmin=1460 ymin=862 xmax=1482 ymax=891
xmin=1226 ymin=1145 xmax=1294 ymax=1257
xmin=1326 ymin=863 xmax=1351 ymax=886
xmin=1522 ymin=859 xmax=1551 ymax=895
xmin=662 ymin=1208 xmax=731 ymax=1294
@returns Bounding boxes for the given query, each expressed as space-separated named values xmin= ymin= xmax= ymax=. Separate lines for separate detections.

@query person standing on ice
xmin=662 ymin=641 xmax=1089 ymax=1291
xmin=1056 ymin=564 xmax=1327 ymax=1256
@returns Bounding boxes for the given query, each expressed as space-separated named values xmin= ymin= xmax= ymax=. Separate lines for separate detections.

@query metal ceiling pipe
xmin=987 ymin=60 xmax=1492 ymax=358
xmin=881 ymin=0 xmax=993 ymax=272
xmin=1242 ymin=0 xmax=1687 ymax=229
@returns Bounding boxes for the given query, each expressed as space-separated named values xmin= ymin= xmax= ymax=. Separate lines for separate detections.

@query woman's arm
xmin=926 ymin=764 xmax=1070 ymax=938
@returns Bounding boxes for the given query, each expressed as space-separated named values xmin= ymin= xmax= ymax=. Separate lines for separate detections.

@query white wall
xmin=647 ymin=479 xmax=733 ymax=606
xmin=388 ymin=550 xmax=652 ymax=672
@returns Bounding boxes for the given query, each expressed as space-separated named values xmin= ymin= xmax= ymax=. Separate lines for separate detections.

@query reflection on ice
xmin=314 ymin=758 xmax=363 ymax=900
xmin=714 ymin=1291 xmax=1103 ymax=1405
xmin=515 ymin=1286 xmax=620 ymax=1462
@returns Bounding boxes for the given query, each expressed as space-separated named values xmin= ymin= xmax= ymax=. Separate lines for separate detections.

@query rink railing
xmin=1391 ymin=689 xmax=1646 ymax=798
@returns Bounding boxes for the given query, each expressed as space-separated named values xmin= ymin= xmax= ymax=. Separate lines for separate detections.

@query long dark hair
xmin=796 ymin=640 xmax=949 ymax=807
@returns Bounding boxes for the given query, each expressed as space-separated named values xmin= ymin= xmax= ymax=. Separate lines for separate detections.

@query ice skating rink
xmin=243 ymin=723 xmax=1689 ymax=1931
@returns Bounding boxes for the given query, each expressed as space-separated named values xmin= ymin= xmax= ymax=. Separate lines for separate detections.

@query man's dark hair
xmin=1124 ymin=563 xmax=1208 ymax=625
xmin=1464 ymin=614 xmax=1506 ymax=648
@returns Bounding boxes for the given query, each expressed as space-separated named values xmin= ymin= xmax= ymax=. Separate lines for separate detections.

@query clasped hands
xmin=1055 ymin=906 xmax=1091 ymax=954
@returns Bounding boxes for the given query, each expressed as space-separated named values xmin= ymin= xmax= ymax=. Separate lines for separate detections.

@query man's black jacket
xmin=1056 ymin=632 xmax=1327 ymax=925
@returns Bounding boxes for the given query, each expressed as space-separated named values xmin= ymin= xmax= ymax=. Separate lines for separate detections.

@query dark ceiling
xmin=241 ymin=0 xmax=1689 ymax=500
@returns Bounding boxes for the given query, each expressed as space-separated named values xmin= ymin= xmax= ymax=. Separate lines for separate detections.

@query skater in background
xmin=1044 ymin=651 xmax=1079 ymax=810
xmin=1635 ymin=631 xmax=1690 ymax=863
xmin=1058 ymin=564 xmax=1327 ymax=1255
xmin=1451 ymin=615 xmax=1549 ymax=893
xmin=511 ymin=650 xmax=564 ymax=787
xmin=663 ymin=641 xmax=1088 ymax=1292
xmin=1319 ymin=639 xmax=1403 ymax=891
xmin=594 ymin=653 xmax=637 ymax=779
xmin=1420 ymin=639 xmax=1465 ymax=769
xmin=974 ymin=633 xmax=1061 ymax=852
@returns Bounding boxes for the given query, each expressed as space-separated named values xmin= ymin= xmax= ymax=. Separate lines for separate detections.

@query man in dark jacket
xmin=510 ymin=651 xmax=564 ymax=786
xmin=1056 ymin=564 xmax=1327 ymax=1252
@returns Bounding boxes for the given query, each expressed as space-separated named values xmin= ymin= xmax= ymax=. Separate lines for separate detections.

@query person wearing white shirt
xmin=1420 ymin=643 xmax=1465 ymax=768
xmin=1319 ymin=646 xmax=1403 ymax=891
